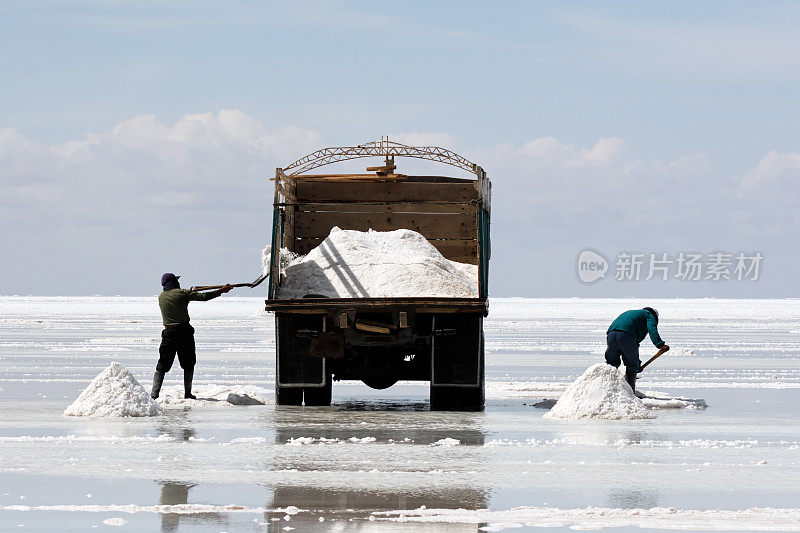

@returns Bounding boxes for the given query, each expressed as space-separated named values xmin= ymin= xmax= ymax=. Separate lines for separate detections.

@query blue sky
xmin=2 ymin=1 xmax=799 ymax=296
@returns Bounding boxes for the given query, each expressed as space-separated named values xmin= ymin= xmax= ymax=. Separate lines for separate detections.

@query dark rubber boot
xmin=150 ymin=371 xmax=165 ymax=399
xmin=625 ymin=369 xmax=637 ymax=393
xmin=184 ymin=368 xmax=196 ymax=399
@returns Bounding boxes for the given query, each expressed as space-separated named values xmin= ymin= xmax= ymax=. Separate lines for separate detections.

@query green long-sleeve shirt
xmin=607 ymin=309 xmax=665 ymax=348
xmin=158 ymin=288 xmax=224 ymax=326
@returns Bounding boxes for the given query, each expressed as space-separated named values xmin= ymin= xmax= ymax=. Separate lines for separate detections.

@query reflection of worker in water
xmin=605 ymin=307 xmax=669 ymax=392
xmin=151 ymin=273 xmax=231 ymax=400
xmin=158 ymin=481 xmax=194 ymax=532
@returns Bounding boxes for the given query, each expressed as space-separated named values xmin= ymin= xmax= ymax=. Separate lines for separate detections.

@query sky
xmin=1 ymin=1 xmax=799 ymax=297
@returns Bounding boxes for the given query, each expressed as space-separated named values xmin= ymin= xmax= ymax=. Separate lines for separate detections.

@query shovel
xmin=190 ymin=272 xmax=268 ymax=292
xmin=639 ymin=345 xmax=670 ymax=372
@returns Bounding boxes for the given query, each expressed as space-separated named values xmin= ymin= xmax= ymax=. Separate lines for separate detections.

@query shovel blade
xmin=248 ymin=273 xmax=268 ymax=288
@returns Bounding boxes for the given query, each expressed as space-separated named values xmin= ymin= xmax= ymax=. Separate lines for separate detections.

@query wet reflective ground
xmin=1 ymin=297 xmax=799 ymax=531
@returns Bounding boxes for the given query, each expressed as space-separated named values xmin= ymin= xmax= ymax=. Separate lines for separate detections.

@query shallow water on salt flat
xmin=0 ymin=297 xmax=799 ymax=531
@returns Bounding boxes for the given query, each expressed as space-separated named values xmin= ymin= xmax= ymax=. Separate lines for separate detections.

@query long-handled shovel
xmin=190 ymin=272 xmax=268 ymax=292
xmin=639 ymin=345 xmax=670 ymax=372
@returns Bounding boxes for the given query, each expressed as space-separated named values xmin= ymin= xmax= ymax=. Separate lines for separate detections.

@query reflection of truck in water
xmin=265 ymin=139 xmax=491 ymax=410
xmin=266 ymin=407 xmax=488 ymax=531
xmin=266 ymin=481 xmax=488 ymax=532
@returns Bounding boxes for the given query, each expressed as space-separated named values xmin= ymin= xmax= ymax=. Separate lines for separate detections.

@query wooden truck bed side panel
xmin=294 ymin=212 xmax=476 ymax=240
xmin=289 ymin=179 xmax=479 ymax=264
xmin=295 ymin=202 xmax=475 ymax=214
xmin=295 ymin=181 xmax=478 ymax=203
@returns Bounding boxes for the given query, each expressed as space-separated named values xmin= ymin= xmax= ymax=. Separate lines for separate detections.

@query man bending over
xmin=605 ymin=307 xmax=669 ymax=392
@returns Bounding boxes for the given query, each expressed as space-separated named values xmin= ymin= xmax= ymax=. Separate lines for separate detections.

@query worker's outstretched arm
xmin=646 ymin=313 xmax=665 ymax=348
xmin=188 ymin=284 xmax=232 ymax=301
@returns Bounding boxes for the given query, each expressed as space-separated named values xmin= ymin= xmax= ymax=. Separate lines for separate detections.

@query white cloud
xmin=254 ymin=126 xmax=321 ymax=162
xmin=0 ymin=110 xmax=318 ymax=213
xmin=495 ymin=136 xmax=799 ymax=248
xmin=580 ymin=137 xmax=624 ymax=168
xmin=2 ymin=121 xmax=796 ymax=296
xmin=0 ymin=109 xmax=321 ymax=295
xmin=518 ymin=137 xmax=574 ymax=162
xmin=54 ymin=110 xmax=318 ymax=164
xmin=0 ymin=126 xmax=36 ymax=154
xmin=739 ymin=150 xmax=800 ymax=193
xmin=0 ymin=127 xmax=54 ymax=184
xmin=517 ymin=136 xmax=624 ymax=168
xmin=479 ymin=135 xmax=728 ymax=237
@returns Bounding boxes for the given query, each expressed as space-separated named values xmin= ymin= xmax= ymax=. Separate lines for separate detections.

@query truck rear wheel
xmin=361 ymin=375 xmax=399 ymax=390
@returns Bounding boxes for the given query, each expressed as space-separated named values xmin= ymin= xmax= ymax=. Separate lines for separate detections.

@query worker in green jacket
xmin=605 ymin=307 xmax=669 ymax=392
xmin=151 ymin=273 xmax=232 ymax=400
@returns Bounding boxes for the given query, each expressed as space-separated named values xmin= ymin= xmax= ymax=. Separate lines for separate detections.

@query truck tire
xmin=361 ymin=375 xmax=399 ymax=390
xmin=275 ymin=386 xmax=302 ymax=406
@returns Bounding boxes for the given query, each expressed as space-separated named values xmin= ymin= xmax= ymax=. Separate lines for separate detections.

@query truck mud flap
xmin=431 ymin=315 xmax=482 ymax=386
xmin=276 ymin=314 xmax=326 ymax=387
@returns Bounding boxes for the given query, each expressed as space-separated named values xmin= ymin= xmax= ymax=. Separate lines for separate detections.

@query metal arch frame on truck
xmin=281 ymin=138 xmax=486 ymax=180
xmin=265 ymin=138 xmax=491 ymax=410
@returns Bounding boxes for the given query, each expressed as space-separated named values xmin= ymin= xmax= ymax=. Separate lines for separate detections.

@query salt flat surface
xmin=0 ymin=297 xmax=799 ymax=531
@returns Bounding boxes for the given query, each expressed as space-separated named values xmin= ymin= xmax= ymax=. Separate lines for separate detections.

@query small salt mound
xmin=157 ymin=384 xmax=273 ymax=407
xmin=277 ymin=227 xmax=478 ymax=299
xmin=639 ymin=391 xmax=708 ymax=409
xmin=64 ymin=362 xmax=162 ymax=418
xmin=544 ymin=363 xmax=655 ymax=420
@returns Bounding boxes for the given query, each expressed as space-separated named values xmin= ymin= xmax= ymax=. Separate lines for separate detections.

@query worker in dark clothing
xmin=605 ymin=307 xmax=669 ymax=392
xmin=151 ymin=273 xmax=232 ymax=400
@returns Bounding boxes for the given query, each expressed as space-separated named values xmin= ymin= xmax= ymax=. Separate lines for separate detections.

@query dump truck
xmin=264 ymin=139 xmax=491 ymax=410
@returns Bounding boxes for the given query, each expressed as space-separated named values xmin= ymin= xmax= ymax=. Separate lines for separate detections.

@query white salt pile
xmin=544 ymin=363 xmax=655 ymax=420
xmin=64 ymin=362 xmax=162 ymax=418
xmin=276 ymin=227 xmax=478 ymax=299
